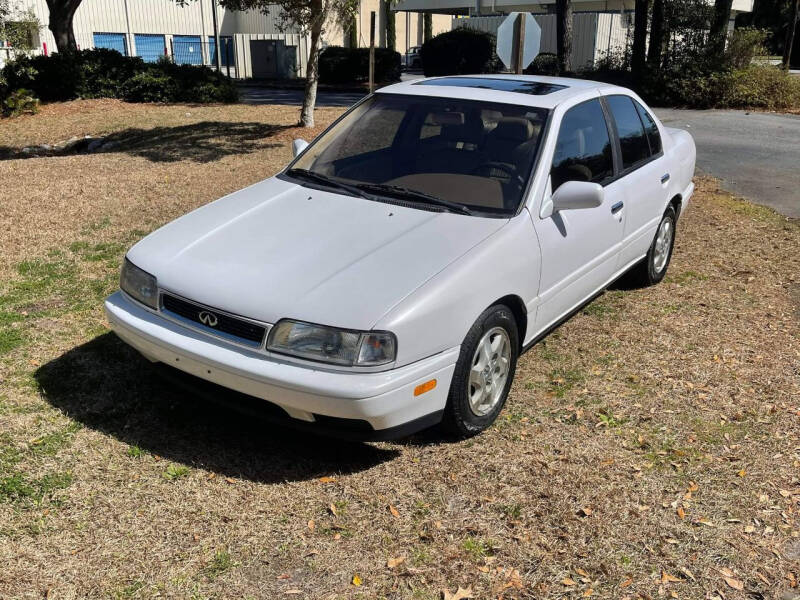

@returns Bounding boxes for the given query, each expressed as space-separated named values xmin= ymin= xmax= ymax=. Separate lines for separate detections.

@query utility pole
xmin=369 ymin=11 xmax=376 ymax=92
xmin=514 ymin=12 xmax=526 ymax=74
xmin=784 ymin=0 xmax=799 ymax=69
xmin=211 ymin=0 xmax=222 ymax=72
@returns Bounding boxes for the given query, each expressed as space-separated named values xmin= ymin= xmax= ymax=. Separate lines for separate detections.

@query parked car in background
xmin=106 ymin=75 xmax=696 ymax=440
xmin=402 ymin=45 xmax=422 ymax=69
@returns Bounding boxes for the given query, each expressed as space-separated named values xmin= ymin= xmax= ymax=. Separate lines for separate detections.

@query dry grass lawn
xmin=0 ymin=100 xmax=798 ymax=600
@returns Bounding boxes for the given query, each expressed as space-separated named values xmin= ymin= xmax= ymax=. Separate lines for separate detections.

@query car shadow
xmin=0 ymin=121 xmax=288 ymax=163
xmin=34 ymin=333 xmax=400 ymax=484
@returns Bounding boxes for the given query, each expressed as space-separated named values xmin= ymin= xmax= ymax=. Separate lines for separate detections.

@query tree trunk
xmin=556 ymin=0 xmax=573 ymax=73
xmin=384 ymin=0 xmax=396 ymax=51
xmin=46 ymin=0 xmax=81 ymax=53
xmin=647 ymin=0 xmax=665 ymax=68
xmin=709 ymin=0 xmax=734 ymax=57
xmin=783 ymin=0 xmax=799 ymax=68
xmin=300 ymin=8 xmax=323 ymax=128
xmin=632 ymin=0 xmax=650 ymax=78
xmin=423 ymin=13 xmax=432 ymax=43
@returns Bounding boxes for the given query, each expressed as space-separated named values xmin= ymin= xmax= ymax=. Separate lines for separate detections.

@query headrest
xmin=491 ymin=117 xmax=535 ymax=142
xmin=441 ymin=120 xmax=484 ymax=144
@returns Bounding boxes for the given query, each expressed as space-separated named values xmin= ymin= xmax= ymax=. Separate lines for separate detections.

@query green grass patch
xmin=547 ymin=367 xmax=586 ymax=398
xmin=29 ymin=422 xmax=82 ymax=457
xmin=0 ymin=471 xmax=73 ymax=505
xmin=163 ymin=464 xmax=190 ymax=480
xmin=205 ymin=549 xmax=236 ymax=579
xmin=461 ymin=537 xmax=494 ymax=560
xmin=127 ymin=445 xmax=144 ymax=458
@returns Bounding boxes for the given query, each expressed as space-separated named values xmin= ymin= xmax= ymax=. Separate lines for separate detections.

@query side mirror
xmin=292 ymin=138 xmax=309 ymax=158
xmin=540 ymin=180 xmax=604 ymax=219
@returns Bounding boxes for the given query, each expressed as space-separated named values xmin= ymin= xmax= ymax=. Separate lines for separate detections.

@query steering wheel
xmin=471 ymin=162 xmax=523 ymax=186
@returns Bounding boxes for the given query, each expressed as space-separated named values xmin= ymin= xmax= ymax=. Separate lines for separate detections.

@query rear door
xmin=602 ymin=94 xmax=668 ymax=268
xmin=532 ymin=98 xmax=626 ymax=332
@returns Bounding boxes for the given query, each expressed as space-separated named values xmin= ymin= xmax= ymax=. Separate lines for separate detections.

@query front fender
xmin=374 ymin=212 xmax=540 ymax=366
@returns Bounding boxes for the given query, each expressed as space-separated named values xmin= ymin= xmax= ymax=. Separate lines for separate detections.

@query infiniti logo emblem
xmin=198 ymin=310 xmax=219 ymax=327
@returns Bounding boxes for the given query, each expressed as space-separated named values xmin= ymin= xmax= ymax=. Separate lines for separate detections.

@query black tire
xmin=626 ymin=205 xmax=677 ymax=287
xmin=441 ymin=304 xmax=519 ymax=438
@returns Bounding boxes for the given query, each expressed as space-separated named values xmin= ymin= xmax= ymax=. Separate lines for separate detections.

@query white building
xmin=1 ymin=0 xmax=450 ymax=76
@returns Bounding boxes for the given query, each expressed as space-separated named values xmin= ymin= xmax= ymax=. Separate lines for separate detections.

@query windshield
xmin=287 ymin=93 xmax=549 ymax=216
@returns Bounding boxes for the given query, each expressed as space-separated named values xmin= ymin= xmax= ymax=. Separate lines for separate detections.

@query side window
xmin=634 ymin=100 xmax=662 ymax=155
xmin=551 ymin=99 xmax=614 ymax=192
xmin=606 ymin=95 xmax=650 ymax=170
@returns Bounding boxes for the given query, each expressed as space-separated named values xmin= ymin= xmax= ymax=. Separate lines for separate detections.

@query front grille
xmin=161 ymin=293 xmax=267 ymax=346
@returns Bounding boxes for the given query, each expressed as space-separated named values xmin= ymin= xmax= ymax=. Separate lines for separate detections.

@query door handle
xmin=611 ymin=201 xmax=624 ymax=214
xmin=661 ymin=173 xmax=670 ymax=184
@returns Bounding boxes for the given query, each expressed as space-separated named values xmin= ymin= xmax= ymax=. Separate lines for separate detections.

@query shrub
xmin=524 ymin=52 xmax=559 ymax=76
xmin=120 ymin=71 xmax=179 ymax=103
xmin=318 ymin=46 xmax=401 ymax=84
xmin=0 ymin=48 xmax=238 ymax=104
xmin=717 ymin=66 xmax=800 ymax=109
xmin=420 ymin=28 xmax=501 ymax=77
xmin=2 ymin=88 xmax=39 ymax=117
xmin=724 ymin=27 xmax=769 ymax=69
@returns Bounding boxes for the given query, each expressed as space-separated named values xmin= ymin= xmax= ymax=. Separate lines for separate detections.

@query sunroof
xmin=415 ymin=77 xmax=567 ymax=95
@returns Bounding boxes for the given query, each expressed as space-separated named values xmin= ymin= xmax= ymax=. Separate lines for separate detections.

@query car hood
xmin=127 ymin=177 xmax=508 ymax=330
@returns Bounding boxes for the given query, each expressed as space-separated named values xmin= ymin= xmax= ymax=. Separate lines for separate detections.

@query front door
xmin=532 ymin=98 xmax=625 ymax=332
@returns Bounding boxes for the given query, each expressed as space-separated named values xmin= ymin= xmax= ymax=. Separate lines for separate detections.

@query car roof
xmin=378 ymin=74 xmax=624 ymax=110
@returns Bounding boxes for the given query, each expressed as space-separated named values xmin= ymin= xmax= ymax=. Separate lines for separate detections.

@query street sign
xmin=496 ymin=12 xmax=541 ymax=72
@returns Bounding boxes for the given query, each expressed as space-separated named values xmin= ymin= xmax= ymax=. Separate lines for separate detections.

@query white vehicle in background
xmin=106 ymin=75 xmax=696 ymax=440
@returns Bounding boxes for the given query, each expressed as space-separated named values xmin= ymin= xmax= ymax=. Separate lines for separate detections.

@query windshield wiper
xmin=354 ymin=183 xmax=473 ymax=216
xmin=286 ymin=168 xmax=376 ymax=200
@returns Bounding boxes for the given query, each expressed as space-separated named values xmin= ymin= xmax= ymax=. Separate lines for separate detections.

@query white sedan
xmin=105 ymin=75 xmax=696 ymax=439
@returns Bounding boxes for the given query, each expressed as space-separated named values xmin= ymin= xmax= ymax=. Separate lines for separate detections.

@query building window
xmin=208 ymin=36 xmax=233 ymax=67
xmin=93 ymin=32 xmax=128 ymax=56
xmin=173 ymin=35 xmax=203 ymax=65
xmin=134 ymin=34 xmax=166 ymax=63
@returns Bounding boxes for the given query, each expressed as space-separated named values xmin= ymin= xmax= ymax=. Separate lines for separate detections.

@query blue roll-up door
xmin=134 ymin=34 xmax=166 ymax=63
xmin=93 ymin=32 xmax=127 ymax=56
xmin=173 ymin=35 xmax=202 ymax=65
xmin=208 ymin=36 xmax=233 ymax=67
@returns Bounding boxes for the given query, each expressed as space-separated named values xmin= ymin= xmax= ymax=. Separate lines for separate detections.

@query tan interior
xmin=387 ymin=174 xmax=505 ymax=209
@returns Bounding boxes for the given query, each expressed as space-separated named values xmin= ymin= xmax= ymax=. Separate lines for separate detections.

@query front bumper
xmin=104 ymin=291 xmax=457 ymax=438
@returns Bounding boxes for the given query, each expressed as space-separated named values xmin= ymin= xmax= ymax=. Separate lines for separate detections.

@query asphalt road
xmin=240 ymin=85 xmax=800 ymax=218
xmin=655 ymin=108 xmax=800 ymax=218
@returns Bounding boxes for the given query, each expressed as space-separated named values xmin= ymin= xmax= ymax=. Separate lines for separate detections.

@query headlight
xmin=120 ymin=258 xmax=158 ymax=309
xmin=267 ymin=319 xmax=396 ymax=366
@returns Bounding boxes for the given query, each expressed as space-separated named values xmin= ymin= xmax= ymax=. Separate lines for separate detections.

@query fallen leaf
xmin=389 ymin=504 xmax=400 ymax=518
xmin=318 ymin=476 xmax=336 ymax=483
xmin=284 ymin=590 xmax=303 ymax=595
xmin=779 ymin=490 xmax=792 ymax=498
xmin=578 ymin=507 xmax=593 ymax=517
xmin=225 ymin=477 xmax=235 ymax=484
xmin=329 ymin=503 xmax=337 ymax=516
xmin=583 ymin=589 xmax=594 ymax=597
xmin=307 ymin=519 xmax=315 ymax=531
xmin=442 ymin=586 xmax=474 ymax=600
xmin=620 ymin=576 xmax=633 ymax=588
xmin=662 ymin=571 xmax=681 ymax=584
xmin=387 ymin=556 xmax=405 ymax=569
xmin=277 ymin=573 xmax=291 ymax=580
xmin=724 ymin=577 xmax=743 ymax=590
xmin=576 ymin=568 xmax=590 ymax=578
xmin=562 ymin=577 xmax=577 ymax=586
xmin=677 ymin=506 xmax=686 ymax=520
xmin=687 ymin=481 xmax=699 ymax=492
xmin=351 ymin=574 xmax=362 ymax=586
xmin=755 ymin=572 xmax=770 ymax=586
xmin=680 ymin=567 xmax=696 ymax=581
xmin=718 ymin=568 xmax=735 ymax=578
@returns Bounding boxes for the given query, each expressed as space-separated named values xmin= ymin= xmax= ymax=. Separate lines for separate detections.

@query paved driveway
xmin=656 ymin=108 xmax=800 ymax=218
